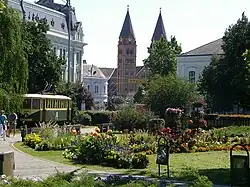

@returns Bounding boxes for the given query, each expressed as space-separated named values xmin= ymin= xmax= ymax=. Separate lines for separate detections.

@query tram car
xmin=19 ymin=94 xmax=72 ymax=125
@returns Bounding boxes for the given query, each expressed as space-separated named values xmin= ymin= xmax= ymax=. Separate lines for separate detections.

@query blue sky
xmin=31 ymin=0 xmax=250 ymax=68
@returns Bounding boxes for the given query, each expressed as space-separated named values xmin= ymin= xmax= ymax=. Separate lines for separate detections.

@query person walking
xmin=0 ymin=110 xmax=7 ymax=141
xmin=8 ymin=112 xmax=18 ymax=137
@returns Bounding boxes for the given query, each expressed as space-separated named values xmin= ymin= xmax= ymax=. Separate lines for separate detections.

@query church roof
xmin=180 ymin=38 xmax=224 ymax=56
xmin=152 ymin=9 xmax=167 ymax=41
xmin=119 ymin=6 xmax=135 ymax=39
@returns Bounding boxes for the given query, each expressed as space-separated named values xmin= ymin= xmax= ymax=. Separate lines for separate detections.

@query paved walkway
xmin=0 ymin=128 xmax=229 ymax=187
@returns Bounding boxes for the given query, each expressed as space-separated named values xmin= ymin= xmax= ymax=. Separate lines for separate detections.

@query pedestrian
xmin=8 ymin=112 xmax=18 ymax=137
xmin=0 ymin=110 xmax=7 ymax=141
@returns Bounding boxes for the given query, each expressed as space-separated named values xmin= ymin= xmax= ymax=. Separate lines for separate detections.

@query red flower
xmin=188 ymin=120 xmax=193 ymax=124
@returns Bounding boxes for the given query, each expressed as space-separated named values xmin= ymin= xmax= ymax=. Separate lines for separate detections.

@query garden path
xmin=0 ymin=127 xmax=230 ymax=187
xmin=0 ymin=126 xmax=97 ymax=179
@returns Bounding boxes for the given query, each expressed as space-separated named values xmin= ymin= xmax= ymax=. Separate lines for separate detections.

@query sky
xmin=29 ymin=0 xmax=250 ymax=68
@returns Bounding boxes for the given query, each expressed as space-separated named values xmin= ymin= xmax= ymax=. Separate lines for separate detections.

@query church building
xmin=100 ymin=6 xmax=167 ymax=98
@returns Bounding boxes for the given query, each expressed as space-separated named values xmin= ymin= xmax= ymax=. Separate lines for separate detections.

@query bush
xmin=83 ymin=110 xmax=113 ymax=125
xmin=23 ymin=133 xmax=42 ymax=149
xmin=114 ymin=108 xmax=153 ymax=131
xmin=189 ymin=175 xmax=213 ymax=187
xmin=148 ymin=118 xmax=165 ymax=133
xmin=62 ymin=129 xmax=150 ymax=169
xmin=75 ymin=111 xmax=92 ymax=125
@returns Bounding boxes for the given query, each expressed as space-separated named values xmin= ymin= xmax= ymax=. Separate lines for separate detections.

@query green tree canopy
xmin=144 ymin=74 xmax=199 ymax=117
xmin=143 ymin=36 xmax=182 ymax=76
xmin=23 ymin=19 xmax=65 ymax=93
xmin=0 ymin=0 xmax=6 ymax=12
xmin=0 ymin=4 xmax=28 ymax=112
xmin=56 ymin=81 xmax=94 ymax=112
xmin=198 ymin=12 xmax=250 ymax=111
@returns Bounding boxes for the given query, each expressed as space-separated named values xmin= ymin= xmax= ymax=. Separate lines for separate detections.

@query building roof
xmin=99 ymin=68 xmax=116 ymax=79
xmin=152 ymin=9 xmax=167 ymax=41
xmin=36 ymin=0 xmax=80 ymax=32
xmin=119 ymin=6 xmax=135 ymax=39
xmin=180 ymin=38 xmax=224 ymax=56
xmin=24 ymin=94 xmax=71 ymax=100
xmin=82 ymin=64 xmax=106 ymax=79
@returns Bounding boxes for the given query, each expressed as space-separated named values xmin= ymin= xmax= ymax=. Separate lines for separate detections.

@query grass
xmin=14 ymin=142 xmax=239 ymax=185
xmin=213 ymin=125 xmax=250 ymax=137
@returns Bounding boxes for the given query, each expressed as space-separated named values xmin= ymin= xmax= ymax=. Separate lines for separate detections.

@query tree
xmin=143 ymin=36 xmax=182 ymax=76
xmin=0 ymin=4 xmax=28 ymax=112
xmin=199 ymin=13 xmax=250 ymax=111
xmin=0 ymin=0 xmax=6 ymax=12
xmin=22 ymin=19 xmax=65 ymax=93
xmin=56 ymin=81 xmax=94 ymax=111
xmin=133 ymin=85 xmax=145 ymax=103
xmin=144 ymin=74 xmax=199 ymax=117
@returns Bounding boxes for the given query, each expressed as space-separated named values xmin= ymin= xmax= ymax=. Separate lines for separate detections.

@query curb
xmin=11 ymin=142 xmax=79 ymax=168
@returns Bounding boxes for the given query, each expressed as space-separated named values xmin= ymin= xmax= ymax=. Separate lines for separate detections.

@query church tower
xmin=117 ymin=5 xmax=137 ymax=97
xmin=152 ymin=8 xmax=167 ymax=42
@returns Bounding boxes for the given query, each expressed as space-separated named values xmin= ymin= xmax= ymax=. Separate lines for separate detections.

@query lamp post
xmin=88 ymin=64 xmax=96 ymax=94
xmin=67 ymin=0 xmax=71 ymax=83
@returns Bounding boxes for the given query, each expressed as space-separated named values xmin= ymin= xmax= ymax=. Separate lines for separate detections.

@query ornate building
xmin=8 ymin=0 xmax=87 ymax=83
xmin=101 ymin=7 xmax=167 ymax=98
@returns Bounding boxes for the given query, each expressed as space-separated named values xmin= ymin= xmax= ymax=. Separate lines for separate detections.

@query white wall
xmin=8 ymin=0 xmax=86 ymax=83
xmin=177 ymin=55 xmax=212 ymax=82
xmin=83 ymin=77 xmax=108 ymax=109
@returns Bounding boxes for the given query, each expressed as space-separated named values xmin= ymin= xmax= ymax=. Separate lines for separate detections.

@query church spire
xmin=119 ymin=5 xmax=135 ymax=39
xmin=152 ymin=8 xmax=167 ymax=41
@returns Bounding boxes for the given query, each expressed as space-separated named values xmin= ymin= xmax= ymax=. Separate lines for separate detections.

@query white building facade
xmin=82 ymin=64 xmax=108 ymax=110
xmin=8 ymin=0 xmax=87 ymax=83
xmin=177 ymin=38 xmax=224 ymax=83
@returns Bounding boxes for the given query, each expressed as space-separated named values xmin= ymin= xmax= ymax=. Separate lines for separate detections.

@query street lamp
xmin=67 ymin=0 xmax=71 ymax=83
xmin=88 ymin=64 xmax=96 ymax=94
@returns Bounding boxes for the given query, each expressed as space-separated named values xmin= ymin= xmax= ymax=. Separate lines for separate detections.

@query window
xmin=76 ymin=52 xmax=80 ymax=64
xmin=104 ymin=86 xmax=106 ymax=94
xmin=126 ymin=49 xmax=129 ymax=55
xmin=87 ymin=85 xmax=90 ymax=91
xmin=32 ymin=99 xmax=40 ymax=109
xmin=95 ymin=85 xmax=99 ymax=93
xmin=60 ymin=49 xmax=62 ymax=58
xmin=63 ymin=49 xmax=66 ymax=59
xmin=125 ymin=71 xmax=129 ymax=76
xmin=189 ymin=71 xmax=195 ymax=83
xmin=23 ymin=99 xmax=31 ymax=109
xmin=53 ymin=47 xmax=56 ymax=54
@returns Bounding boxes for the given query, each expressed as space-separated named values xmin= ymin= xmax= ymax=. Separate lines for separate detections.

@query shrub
xmin=75 ymin=111 xmax=92 ymax=125
xmin=189 ymin=175 xmax=213 ymax=187
xmin=62 ymin=129 xmax=150 ymax=169
xmin=23 ymin=133 xmax=42 ymax=149
xmin=147 ymin=118 xmax=165 ymax=133
xmin=114 ymin=108 xmax=153 ymax=131
xmin=83 ymin=110 xmax=113 ymax=125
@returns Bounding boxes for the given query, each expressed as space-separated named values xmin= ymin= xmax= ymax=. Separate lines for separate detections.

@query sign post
xmin=230 ymin=144 xmax=250 ymax=187
xmin=156 ymin=136 xmax=171 ymax=178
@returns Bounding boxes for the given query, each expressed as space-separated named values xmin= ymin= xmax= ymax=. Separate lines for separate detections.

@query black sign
xmin=156 ymin=136 xmax=171 ymax=178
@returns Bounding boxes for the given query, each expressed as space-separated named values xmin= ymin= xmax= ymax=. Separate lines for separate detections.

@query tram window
xmin=47 ymin=99 xmax=51 ymax=108
xmin=23 ymin=99 xmax=31 ymax=109
xmin=32 ymin=99 xmax=40 ymax=109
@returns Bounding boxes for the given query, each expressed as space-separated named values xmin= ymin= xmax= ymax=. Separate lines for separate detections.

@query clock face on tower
xmin=120 ymin=38 xmax=123 ymax=42
xmin=128 ymin=37 xmax=132 ymax=42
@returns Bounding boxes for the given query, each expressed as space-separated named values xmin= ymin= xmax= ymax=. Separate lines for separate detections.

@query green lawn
xmin=14 ymin=142 xmax=236 ymax=185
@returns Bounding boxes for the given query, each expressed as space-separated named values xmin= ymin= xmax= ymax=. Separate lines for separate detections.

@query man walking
xmin=8 ymin=112 xmax=18 ymax=137
xmin=0 ymin=110 xmax=7 ymax=141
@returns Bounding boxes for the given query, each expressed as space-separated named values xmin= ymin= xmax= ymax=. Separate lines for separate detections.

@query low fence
xmin=204 ymin=114 xmax=250 ymax=128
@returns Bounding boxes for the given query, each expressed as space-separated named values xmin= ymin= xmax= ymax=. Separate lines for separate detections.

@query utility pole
xmin=67 ymin=0 xmax=71 ymax=83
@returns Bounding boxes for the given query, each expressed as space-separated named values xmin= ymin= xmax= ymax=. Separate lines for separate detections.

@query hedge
xmin=204 ymin=114 xmax=250 ymax=128
xmin=75 ymin=110 xmax=115 ymax=125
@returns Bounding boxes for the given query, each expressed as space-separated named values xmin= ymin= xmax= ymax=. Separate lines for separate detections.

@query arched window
xmin=189 ymin=71 xmax=195 ymax=83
